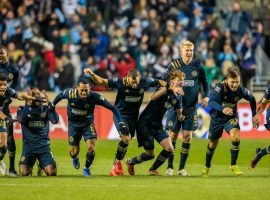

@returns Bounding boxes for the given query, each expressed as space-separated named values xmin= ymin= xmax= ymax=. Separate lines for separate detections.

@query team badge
xmin=69 ymin=136 xmax=74 ymax=143
xmin=125 ymin=89 xmax=129 ymax=93
xmin=40 ymin=112 xmax=46 ymax=118
xmin=172 ymin=99 xmax=177 ymax=105
xmin=20 ymin=156 xmax=25 ymax=162
xmin=85 ymin=104 xmax=90 ymax=109
xmin=168 ymin=121 xmax=173 ymax=127
xmin=234 ymin=97 xmax=240 ymax=102
xmin=224 ymin=96 xmax=227 ymax=99
xmin=139 ymin=88 xmax=144 ymax=94
xmin=191 ymin=71 xmax=197 ymax=77
xmin=8 ymin=73 xmax=13 ymax=80
xmin=71 ymin=103 xmax=75 ymax=106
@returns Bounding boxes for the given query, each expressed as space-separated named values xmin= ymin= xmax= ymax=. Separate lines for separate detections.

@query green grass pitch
xmin=1 ymin=138 xmax=270 ymax=200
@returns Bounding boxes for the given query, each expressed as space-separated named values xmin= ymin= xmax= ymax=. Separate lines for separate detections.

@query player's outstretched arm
xmin=53 ymin=89 xmax=68 ymax=106
xmin=84 ymin=68 xmax=108 ymax=86
xmin=151 ymin=87 xmax=166 ymax=101
xmin=17 ymin=93 xmax=36 ymax=101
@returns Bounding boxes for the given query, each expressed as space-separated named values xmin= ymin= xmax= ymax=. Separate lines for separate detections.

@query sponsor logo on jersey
xmin=124 ymin=96 xmax=141 ymax=102
xmin=29 ymin=121 xmax=45 ymax=128
xmin=183 ymin=80 xmax=194 ymax=87
xmin=71 ymin=108 xmax=87 ymax=116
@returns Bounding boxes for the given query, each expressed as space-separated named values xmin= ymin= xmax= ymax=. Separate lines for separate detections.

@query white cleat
xmin=0 ymin=160 xmax=8 ymax=176
xmin=177 ymin=169 xmax=190 ymax=176
xmin=166 ymin=168 xmax=174 ymax=176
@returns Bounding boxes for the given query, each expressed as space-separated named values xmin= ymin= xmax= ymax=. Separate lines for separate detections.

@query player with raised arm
xmin=84 ymin=68 xmax=167 ymax=176
xmin=125 ymin=70 xmax=185 ymax=176
xmin=164 ymin=40 xmax=210 ymax=176
xmin=202 ymin=68 xmax=257 ymax=177
xmin=52 ymin=78 xmax=128 ymax=177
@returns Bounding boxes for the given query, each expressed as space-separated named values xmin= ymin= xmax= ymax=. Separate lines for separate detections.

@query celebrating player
xmin=250 ymin=84 xmax=270 ymax=168
xmin=0 ymin=46 xmax=20 ymax=176
xmin=125 ymin=70 xmax=185 ymax=176
xmin=84 ymin=68 xmax=166 ymax=176
xmin=164 ymin=40 xmax=210 ymax=176
xmin=18 ymin=88 xmax=59 ymax=176
xmin=52 ymin=78 xmax=128 ymax=177
xmin=202 ymin=68 xmax=257 ymax=177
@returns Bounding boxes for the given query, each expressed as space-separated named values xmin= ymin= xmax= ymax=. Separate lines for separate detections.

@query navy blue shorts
xmin=0 ymin=119 xmax=7 ymax=133
xmin=166 ymin=107 xmax=197 ymax=133
xmin=208 ymin=116 xmax=240 ymax=141
xmin=19 ymin=148 xmax=56 ymax=169
xmin=137 ymin=118 xmax=169 ymax=150
xmin=265 ymin=107 xmax=270 ymax=131
xmin=114 ymin=117 xmax=137 ymax=138
xmin=68 ymin=121 xmax=97 ymax=146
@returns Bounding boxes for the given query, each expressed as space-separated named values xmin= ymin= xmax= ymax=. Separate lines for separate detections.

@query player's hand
xmin=252 ymin=115 xmax=260 ymax=129
xmin=171 ymin=86 xmax=184 ymax=96
xmin=4 ymin=116 xmax=16 ymax=125
xmin=177 ymin=114 xmax=185 ymax=122
xmin=201 ymin=97 xmax=209 ymax=108
xmin=84 ymin=68 xmax=94 ymax=76
xmin=119 ymin=122 xmax=129 ymax=136
xmin=222 ymin=107 xmax=233 ymax=116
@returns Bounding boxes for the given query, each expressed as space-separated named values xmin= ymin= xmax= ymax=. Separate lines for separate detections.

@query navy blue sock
xmin=230 ymin=141 xmax=240 ymax=165
xmin=115 ymin=141 xmax=129 ymax=161
xmin=130 ymin=153 xmax=154 ymax=165
xmin=85 ymin=151 xmax=95 ymax=168
xmin=179 ymin=143 xmax=190 ymax=170
xmin=150 ymin=149 xmax=172 ymax=170
xmin=205 ymin=144 xmax=216 ymax=168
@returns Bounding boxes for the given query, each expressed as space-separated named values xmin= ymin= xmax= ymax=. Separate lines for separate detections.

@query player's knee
xmin=87 ymin=144 xmax=95 ymax=152
xmin=121 ymin=135 xmax=131 ymax=144
xmin=231 ymin=137 xmax=240 ymax=142
xmin=70 ymin=148 xmax=79 ymax=157
xmin=0 ymin=141 xmax=7 ymax=148
xmin=182 ymin=135 xmax=192 ymax=143
xmin=19 ymin=168 xmax=31 ymax=176
xmin=165 ymin=146 xmax=174 ymax=153
xmin=209 ymin=140 xmax=218 ymax=148
xmin=145 ymin=151 xmax=155 ymax=159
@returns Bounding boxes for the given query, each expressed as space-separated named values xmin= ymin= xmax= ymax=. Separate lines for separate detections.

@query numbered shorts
xmin=114 ymin=117 xmax=137 ymax=138
xmin=68 ymin=121 xmax=97 ymax=146
xmin=0 ymin=119 xmax=7 ymax=133
xmin=19 ymin=148 xmax=56 ymax=169
xmin=166 ymin=108 xmax=198 ymax=133
xmin=208 ymin=117 xmax=240 ymax=141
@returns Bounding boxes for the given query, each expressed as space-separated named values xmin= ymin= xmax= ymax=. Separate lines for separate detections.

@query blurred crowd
xmin=0 ymin=0 xmax=269 ymax=91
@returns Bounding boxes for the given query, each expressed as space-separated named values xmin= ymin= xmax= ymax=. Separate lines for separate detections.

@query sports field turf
xmin=1 ymin=138 xmax=270 ymax=200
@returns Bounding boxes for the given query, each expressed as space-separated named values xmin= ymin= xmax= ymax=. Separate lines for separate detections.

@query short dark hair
xmin=77 ymin=77 xmax=91 ymax=86
xmin=0 ymin=73 xmax=9 ymax=82
xmin=128 ymin=69 xmax=140 ymax=79
xmin=227 ymin=67 xmax=240 ymax=79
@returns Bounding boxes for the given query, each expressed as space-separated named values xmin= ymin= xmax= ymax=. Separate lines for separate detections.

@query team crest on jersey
xmin=71 ymin=103 xmax=75 ymax=106
xmin=191 ymin=71 xmax=198 ymax=77
xmin=139 ymin=88 xmax=144 ymax=94
xmin=8 ymin=73 xmax=13 ymax=80
xmin=224 ymin=96 xmax=227 ymax=99
xmin=85 ymin=104 xmax=90 ymax=109
xmin=20 ymin=156 xmax=25 ymax=162
xmin=69 ymin=136 xmax=74 ymax=143
xmin=234 ymin=97 xmax=240 ymax=102
xmin=40 ymin=112 xmax=46 ymax=118
xmin=168 ymin=120 xmax=173 ymax=127
xmin=172 ymin=99 xmax=177 ymax=105
xmin=125 ymin=89 xmax=129 ymax=93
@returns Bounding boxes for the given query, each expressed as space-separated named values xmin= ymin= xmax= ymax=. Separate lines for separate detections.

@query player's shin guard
xmin=179 ymin=142 xmax=190 ymax=170
xmin=130 ymin=153 xmax=154 ymax=165
xmin=0 ymin=147 xmax=7 ymax=161
xmin=115 ymin=140 xmax=128 ymax=161
xmin=167 ymin=141 xmax=176 ymax=169
xmin=150 ymin=149 xmax=172 ymax=170
xmin=205 ymin=144 xmax=216 ymax=168
xmin=230 ymin=141 xmax=240 ymax=165
xmin=7 ymin=128 xmax=16 ymax=170
xmin=85 ymin=151 xmax=95 ymax=168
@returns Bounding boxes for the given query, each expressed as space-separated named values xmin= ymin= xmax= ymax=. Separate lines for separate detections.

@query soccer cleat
xmin=83 ymin=167 xmax=91 ymax=177
xmin=177 ymin=169 xmax=190 ymax=176
xmin=250 ymin=148 xmax=261 ymax=169
xmin=149 ymin=170 xmax=162 ymax=176
xmin=109 ymin=165 xmax=118 ymax=176
xmin=230 ymin=165 xmax=244 ymax=176
xmin=0 ymin=160 xmax=7 ymax=176
xmin=72 ymin=157 xmax=80 ymax=169
xmin=8 ymin=169 xmax=18 ymax=177
xmin=202 ymin=166 xmax=210 ymax=177
xmin=115 ymin=161 xmax=124 ymax=175
xmin=166 ymin=168 xmax=174 ymax=176
xmin=125 ymin=158 xmax=135 ymax=175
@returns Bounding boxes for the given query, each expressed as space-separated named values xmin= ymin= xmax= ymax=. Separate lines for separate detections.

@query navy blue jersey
xmin=263 ymin=84 xmax=270 ymax=100
xmin=209 ymin=82 xmax=256 ymax=117
xmin=140 ymin=89 xmax=182 ymax=128
xmin=108 ymin=77 xmax=159 ymax=119
xmin=17 ymin=105 xmax=59 ymax=151
xmin=0 ymin=62 xmax=19 ymax=89
xmin=0 ymin=87 xmax=18 ymax=113
xmin=53 ymin=88 xmax=123 ymax=126
xmin=164 ymin=59 xmax=209 ymax=109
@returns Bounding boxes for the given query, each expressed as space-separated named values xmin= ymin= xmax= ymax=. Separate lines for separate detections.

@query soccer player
xmin=18 ymin=88 xmax=59 ymax=176
xmin=250 ymin=84 xmax=270 ymax=168
xmin=84 ymin=68 xmax=167 ymax=176
xmin=165 ymin=40 xmax=210 ymax=176
xmin=52 ymin=78 xmax=128 ymax=177
xmin=201 ymin=68 xmax=257 ymax=177
xmin=0 ymin=74 xmax=35 ymax=175
xmin=125 ymin=70 xmax=185 ymax=176
xmin=0 ymin=46 xmax=20 ymax=176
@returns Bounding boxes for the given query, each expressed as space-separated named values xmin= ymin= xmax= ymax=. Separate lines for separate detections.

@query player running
xmin=52 ymin=78 xmax=128 ymax=177
xmin=165 ymin=40 xmax=210 ymax=176
xmin=125 ymin=69 xmax=185 ymax=176
xmin=84 ymin=68 xmax=167 ymax=176
xmin=202 ymin=68 xmax=257 ymax=177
